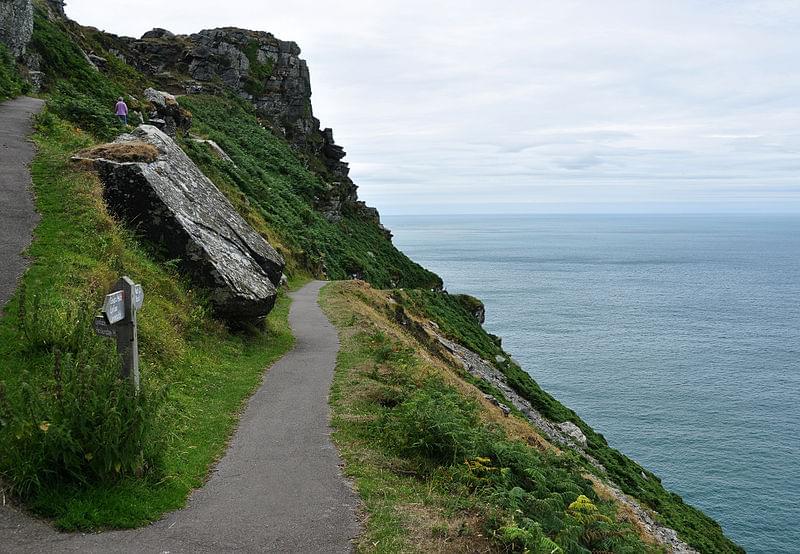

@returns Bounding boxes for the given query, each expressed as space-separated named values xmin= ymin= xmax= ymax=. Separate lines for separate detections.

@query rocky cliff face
xmin=100 ymin=26 xmax=367 ymax=223
xmin=0 ymin=0 xmax=33 ymax=57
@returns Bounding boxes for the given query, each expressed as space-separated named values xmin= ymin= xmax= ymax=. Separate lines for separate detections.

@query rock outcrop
xmin=143 ymin=88 xmax=192 ymax=137
xmin=0 ymin=0 xmax=33 ymax=57
xmin=78 ymin=125 xmax=284 ymax=323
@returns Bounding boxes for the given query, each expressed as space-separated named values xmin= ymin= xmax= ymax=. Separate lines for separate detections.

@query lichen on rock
xmin=0 ymin=0 xmax=34 ymax=57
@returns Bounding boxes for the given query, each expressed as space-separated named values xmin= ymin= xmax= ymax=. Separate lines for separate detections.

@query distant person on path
xmin=115 ymin=97 xmax=128 ymax=125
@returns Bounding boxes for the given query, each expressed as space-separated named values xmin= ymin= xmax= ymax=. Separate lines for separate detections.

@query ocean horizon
xmin=385 ymin=213 xmax=800 ymax=554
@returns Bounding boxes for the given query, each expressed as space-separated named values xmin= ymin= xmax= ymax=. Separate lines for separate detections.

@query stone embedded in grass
xmin=82 ymin=124 xmax=285 ymax=324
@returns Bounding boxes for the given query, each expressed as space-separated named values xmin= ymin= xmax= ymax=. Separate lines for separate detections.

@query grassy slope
xmin=0 ymin=109 xmax=296 ymax=529
xmin=392 ymin=290 xmax=742 ymax=553
xmin=321 ymin=281 xmax=660 ymax=554
xmin=178 ymin=94 xmax=442 ymax=290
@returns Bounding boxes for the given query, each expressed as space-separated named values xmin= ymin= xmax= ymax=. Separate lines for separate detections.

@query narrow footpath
xmin=0 ymin=96 xmax=44 ymax=313
xmin=1 ymin=281 xmax=362 ymax=552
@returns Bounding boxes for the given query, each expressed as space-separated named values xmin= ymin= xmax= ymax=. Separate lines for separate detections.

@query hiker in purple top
xmin=115 ymin=97 xmax=128 ymax=125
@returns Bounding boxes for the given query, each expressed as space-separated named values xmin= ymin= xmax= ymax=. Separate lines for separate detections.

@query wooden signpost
xmin=93 ymin=276 xmax=144 ymax=392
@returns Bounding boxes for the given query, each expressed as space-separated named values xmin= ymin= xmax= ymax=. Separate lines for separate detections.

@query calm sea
xmin=384 ymin=214 xmax=800 ymax=554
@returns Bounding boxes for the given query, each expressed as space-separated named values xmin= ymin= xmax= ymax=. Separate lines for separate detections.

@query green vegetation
xmin=179 ymin=94 xmax=441 ymax=290
xmin=321 ymin=282 xmax=656 ymax=553
xmin=242 ymin=40 xmax=274 ymax=96
xmin=0 ymin=43 xmax=27 ymax=100
xmin=393 ymin=289 xmax=743 ymax=553
xmin=29 ymin=10 xmax=147 ymax=139
xmin=0 ymin=103 xmax=295 ymax=530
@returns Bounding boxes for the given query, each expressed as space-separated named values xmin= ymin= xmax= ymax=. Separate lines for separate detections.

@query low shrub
xmin=0 ymin=43 xmax=26 ymax=100
xmin=0 ymin=294 xmax=165 ymax=498
xmin=381 ymin=378 xmax=649 ymax=552
xmin=48 ymin=82 xmax=124 ymax=141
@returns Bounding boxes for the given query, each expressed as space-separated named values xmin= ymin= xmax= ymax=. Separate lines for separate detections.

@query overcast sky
xmin=67 ymin=1 xmax=800 ymax=214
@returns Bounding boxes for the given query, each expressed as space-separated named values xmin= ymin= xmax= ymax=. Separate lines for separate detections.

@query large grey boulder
xmin=80 ymin=125 xmax=284 ymax=323
xmin=0 ymin=0 xmax=33 ymax=57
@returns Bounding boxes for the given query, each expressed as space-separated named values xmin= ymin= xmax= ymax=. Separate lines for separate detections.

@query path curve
xmin=1 ymin=281 xmax=362 ymax=553
xmin=0 ymin=96 xmax=44 ymax=313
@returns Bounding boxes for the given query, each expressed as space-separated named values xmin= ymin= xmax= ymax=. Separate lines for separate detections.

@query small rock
xmin=557 ymin=421 xmax=587 ymax=447
xmin=144 ymin=88 xmax=192 ymax=137
xmin=141 ymin=28 xmax=175 ymax=40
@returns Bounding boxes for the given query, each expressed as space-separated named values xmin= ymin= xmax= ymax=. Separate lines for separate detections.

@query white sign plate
xmin=103 ymin=290 xmax=125 ymax=324
xmin=134 ymin=284 xmax=144 ymax=310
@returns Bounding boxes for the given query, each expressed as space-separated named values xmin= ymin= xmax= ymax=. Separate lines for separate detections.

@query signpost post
xmin=94 ymin=276 xmax=144 ymax=393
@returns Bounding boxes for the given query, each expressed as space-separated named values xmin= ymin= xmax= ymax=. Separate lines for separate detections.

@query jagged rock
xmin=91 ymin=25 xmax=397 ymax=242
xmin=87 ymin=53 xmax=108 ymax=69
xmin=557 ymin=421 xmax=587 ymax=446
xmin=144 ymin=88 xmax=192 ymax=136
xmin=43 ymin=0 xmax=64 ymax=18
xmin=106 ymin=27 xmax=364 ymax=222
xmin=0 ymin=0 xmax=34 ymax=57
xmin=482 ymin=394 xmax=511 ymax=416
xmin=82 ymin=125 xmax=284 ymax=323
xmin=141 ymin=28 xmax=175 ymax=40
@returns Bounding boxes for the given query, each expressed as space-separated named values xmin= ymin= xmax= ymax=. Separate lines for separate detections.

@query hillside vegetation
xmin=179 ymin=94 xmax=441 ymax=289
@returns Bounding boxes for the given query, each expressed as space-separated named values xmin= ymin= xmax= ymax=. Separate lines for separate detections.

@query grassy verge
xmin=0 ymin=108 xmax=295 ymax=529
xmin=321 ymin=281 xmax=662 ymax=554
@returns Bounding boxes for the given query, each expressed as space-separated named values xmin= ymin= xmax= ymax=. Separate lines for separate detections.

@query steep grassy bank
xmin=322 ymin=282 xmax=742 ymax=554
xmin=0 ymin=107 xmax=295 ymax=530
xmin=321 ymin=282 xmax=659 ymax=553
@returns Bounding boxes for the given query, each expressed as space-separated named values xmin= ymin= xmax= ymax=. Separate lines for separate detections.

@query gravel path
xmin=0 ymin=281 xmax=362 ymax=553
xmin=0 ymin=96 xmax=44 ymax=314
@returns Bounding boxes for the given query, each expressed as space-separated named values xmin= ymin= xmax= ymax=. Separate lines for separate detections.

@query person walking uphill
xmin=115 ymin=97 xmax=128 ymax=125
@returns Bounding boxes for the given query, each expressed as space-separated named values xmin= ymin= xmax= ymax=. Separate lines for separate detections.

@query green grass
xmin=0 ymin=108 xmax=295 ymax=529
xmin=0 ymin=43 xmax=26 ymax=100
xmin=392 ymin=289 xmax=743 ymax=553
xmin=178 ymin=94 xmax=442 ymax=290
xmin=29 ymin=9 xmax=150 ymax=140
xmin=320 ymin=282 xmax=656 ymax=554
xmin=242 ymin=40 xmax=274 ymax=96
